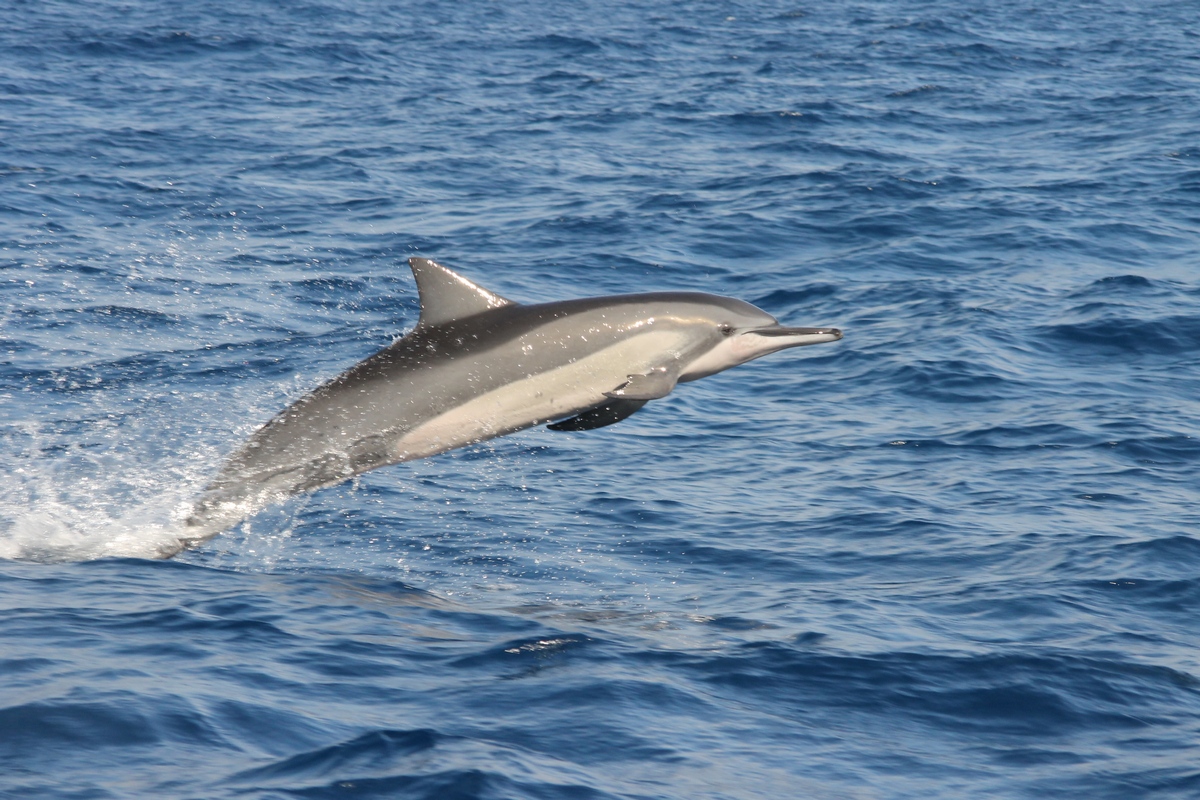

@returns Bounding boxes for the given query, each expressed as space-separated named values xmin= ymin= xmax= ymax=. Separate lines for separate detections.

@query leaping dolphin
xmin=166 ymin=258 xmax=842 ymax=557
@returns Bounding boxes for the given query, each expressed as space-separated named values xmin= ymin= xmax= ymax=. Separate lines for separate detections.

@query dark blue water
xmin=3 ymin=1 xmax=1199 ymax=797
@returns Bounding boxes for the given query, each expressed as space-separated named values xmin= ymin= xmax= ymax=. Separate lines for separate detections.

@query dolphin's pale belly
xmin=393 ymin=330 xmax=690 ymax=461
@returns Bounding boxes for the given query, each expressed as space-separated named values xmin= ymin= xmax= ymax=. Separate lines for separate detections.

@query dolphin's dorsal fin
xmin=409 ymin=257 xmax=515 ymax=328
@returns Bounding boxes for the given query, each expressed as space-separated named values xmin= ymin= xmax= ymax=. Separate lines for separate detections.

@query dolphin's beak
xmin=748 ymin=326 xmax=843 ymax=347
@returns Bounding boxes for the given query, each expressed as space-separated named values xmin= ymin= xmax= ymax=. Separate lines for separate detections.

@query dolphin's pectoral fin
xmin=547 ymin=398 xmax=649 ymax=432
xmin=604 ymin=367 xmax=678 ymax=401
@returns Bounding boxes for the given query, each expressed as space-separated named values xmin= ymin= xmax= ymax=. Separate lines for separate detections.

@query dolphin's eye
xmin=719 ymin=324 xmax=734 ymax=337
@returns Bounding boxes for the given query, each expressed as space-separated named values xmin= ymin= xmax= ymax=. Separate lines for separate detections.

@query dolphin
xmin=165 ymin=257 xmax=842 ymax=557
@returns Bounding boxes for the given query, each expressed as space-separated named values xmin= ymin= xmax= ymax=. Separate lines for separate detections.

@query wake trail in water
xmin=0 ymin=433 xmax=231 ymax=561
xmin=0 ymin=503 xmax=188 ymax=562
xmin=0 ymin=459 xmax=199 ymax=560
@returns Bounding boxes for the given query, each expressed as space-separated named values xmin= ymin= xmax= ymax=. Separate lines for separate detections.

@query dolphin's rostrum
xmin=169 ymin=258 xmax=842 ymax=557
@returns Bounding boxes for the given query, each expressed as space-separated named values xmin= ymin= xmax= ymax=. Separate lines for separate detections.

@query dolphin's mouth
xmin=754 ymin=326 xmax=843 ymax=340
xmin=731 ymin=325 xmax=842 ymax=359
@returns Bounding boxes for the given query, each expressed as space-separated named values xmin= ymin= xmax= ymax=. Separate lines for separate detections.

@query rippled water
xmin=3 ymin=1 xmax=1199 ymax=797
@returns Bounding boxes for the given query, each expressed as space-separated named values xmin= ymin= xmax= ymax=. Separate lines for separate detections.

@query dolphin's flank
xmin=166 ymin=257 xmax=842 ymax=557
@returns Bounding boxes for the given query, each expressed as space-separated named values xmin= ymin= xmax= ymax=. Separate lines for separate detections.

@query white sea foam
xmin=0 ymin=504 xmax=183 ymax=562
xmin=0 ymin=404 xmax=233 ymax=562
xmin=0 ymin=467 xmax=199 ymax=562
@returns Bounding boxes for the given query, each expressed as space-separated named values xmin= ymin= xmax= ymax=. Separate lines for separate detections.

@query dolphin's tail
xmin=158 ymin=455 xmax=359 ymax=558
xmin=153 ymin=488 xmax=260 ymax=559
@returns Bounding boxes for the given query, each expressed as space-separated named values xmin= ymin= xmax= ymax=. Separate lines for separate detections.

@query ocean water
xmin=2 ymin=0 xmax=1199 ymax=797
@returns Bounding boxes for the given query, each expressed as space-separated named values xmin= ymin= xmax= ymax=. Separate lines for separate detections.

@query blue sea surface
xmin=2 ymin=0 xmax=1199 ymax=797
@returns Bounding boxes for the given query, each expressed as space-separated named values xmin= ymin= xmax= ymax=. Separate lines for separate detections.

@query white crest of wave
xmin=0 ymin=491 xmax=196 ymax=563
xmin=0 ymin=415 xmax=220 ymax=562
